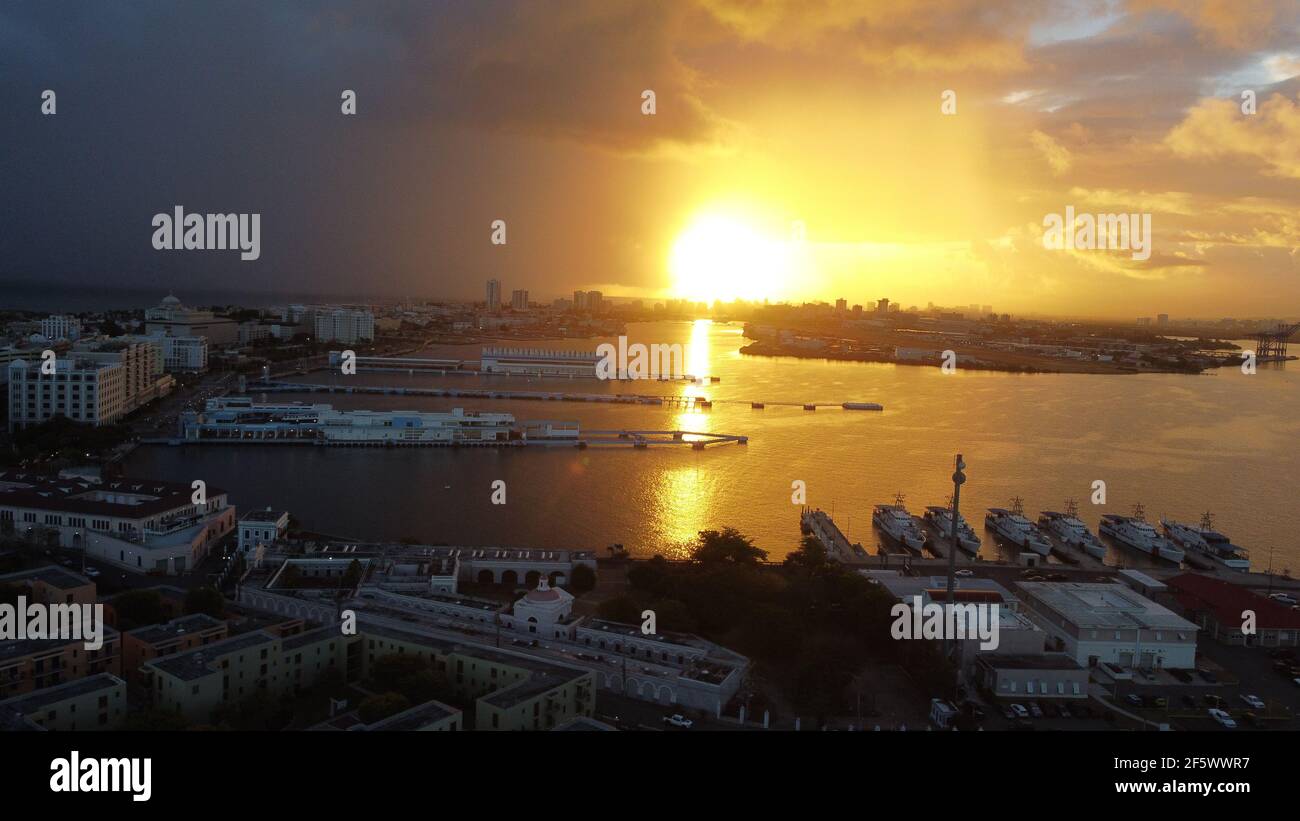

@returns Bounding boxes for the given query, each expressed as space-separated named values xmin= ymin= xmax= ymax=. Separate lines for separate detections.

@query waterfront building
xmin=1015 ymin=582 xmax=1199 ymax=670
xmin=1166 ymin=573 xmax=1300 ymax=647
xmin=0 ymin=673 xmax=126 ymax=731
xmin=72 ymin=338 xmax=174 ymax=414
xmin=480 ymin=346 xmax=602 ymax=377
xmin=181 ymin=398 xmax=515 ymax=445
xmin=0 ymin=471 xmax=236 ymax=575
xmin=486 ymin=279 xmax=502 ymax=311
xmin=144 ymin=294 xmax=238 ymax=345
xmin=312 ymin=308 xmax=375 ymax=344
xmin=238 ymin=508 xmax=290 ymax=556
xmin=6 ymin=355 xmax=127 ymax=431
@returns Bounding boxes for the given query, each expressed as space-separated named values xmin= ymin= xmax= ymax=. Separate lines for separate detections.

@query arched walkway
xmin=477 ymin=569 xmax=495 ymax=584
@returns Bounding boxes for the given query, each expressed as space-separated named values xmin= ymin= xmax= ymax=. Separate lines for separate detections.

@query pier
xmin=251 ymin=380 xmax=882 ymax=412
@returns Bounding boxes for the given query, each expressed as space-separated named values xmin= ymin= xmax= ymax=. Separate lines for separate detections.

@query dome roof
xmin=161 ymin=294 xmax=182 ymax=305
xmin=522 ymin=577 xmax=570 ymax=604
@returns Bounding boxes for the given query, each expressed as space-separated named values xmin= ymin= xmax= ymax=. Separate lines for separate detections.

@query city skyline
xmin=1 ymin=1 xmax=1298 ymax=318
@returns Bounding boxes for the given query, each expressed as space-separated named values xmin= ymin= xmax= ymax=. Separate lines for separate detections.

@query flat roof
xmin=0 ymin=673 xmax=123 ymax=713
xmin=365 ymin=699 xmax=460 ymax=731
xmin=148 ymin=630 xmax=277 ymax=681
xmin=0 ymin=472 xmax=227 ymax=520
xmin=1016 ymin=582 xmax=1197 ymax=632
xmin=0 ymin=565 xmax=92 ymax=590
xmin=127 ymin=614 xmax=224 ymax=645
xmin=978 ymin=653 xmax=1085 ymax=671
xmin=0 ymin=627 xmax=120 ymax=664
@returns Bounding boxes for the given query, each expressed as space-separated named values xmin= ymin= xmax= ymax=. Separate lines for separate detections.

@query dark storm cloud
xmin=0 ymin=1 xmax=729 ymax=299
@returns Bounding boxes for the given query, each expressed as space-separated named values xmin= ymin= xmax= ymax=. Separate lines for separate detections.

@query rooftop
xmin=1016 ymin=582 xmax=1198 ymax=632
xmin=1167 ymin=573 xmax=1300 ymax=630
xmin=147 ymin=630 xmax=278 ymax=681
xmin=0 ymin=472 xmax=227 ymax=520
xmin=127 ymin=614 xmax=225 ymax=645
xmin=0 ymin=673 xmax=123 ymax=713
xmin=0 ymin=565 xmax=92 ymax=590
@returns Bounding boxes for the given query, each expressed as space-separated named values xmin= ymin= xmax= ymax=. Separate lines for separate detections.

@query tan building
xmin=122 ymin=614 xmax=228 ymax=685
xmin=0 ymin=565 xmax=97 ymax=607
xmin=0 ymin=629 xmax=122 ymax=700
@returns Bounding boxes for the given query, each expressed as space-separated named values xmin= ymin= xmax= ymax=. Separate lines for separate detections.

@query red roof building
xmin=1167 ymin=573 xmax=1300 ymax=647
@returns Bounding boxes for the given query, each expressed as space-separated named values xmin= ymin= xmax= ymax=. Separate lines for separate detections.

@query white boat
xmin=1038 ymin=500 xmax=1106 ymax=559
xmin=985 ymin=498 xmax=1052 ymax=556
xmin=873 ymin=494 xmax=927 ymax=551
xmin=1161 ymin=513 xmax=1250 ymax=572
xmin=924 ymin=505 xmax=981 ymax=553
xmin=1099 ymin=504 xmax=1183 ymax=563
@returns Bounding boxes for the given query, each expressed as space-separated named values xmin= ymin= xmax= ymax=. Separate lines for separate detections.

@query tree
xmin=341 ymin=558 xmax=363 ymax=589
xmin=596 ymin=594 xmax=641 ymax=624
xmin=183 ymin=586 xmax=225 ymax=618
xmin=112 ymin=589 xmax=167 ymax=629
xmin=692 ymin=528 xmax=768 ymax=565
xmin=783 ymin=535 xmax=829 ymax=573
xmin=371 ymin=654 xmax=429 ymax=693
xmin=569 ymin=563 xmax=596 ymax=595
xmin=359 ymin=692 xmax=410 ymax=724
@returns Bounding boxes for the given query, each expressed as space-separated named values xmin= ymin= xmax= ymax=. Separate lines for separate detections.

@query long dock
xmin=250 ymin=381 xmax=881 ymax=412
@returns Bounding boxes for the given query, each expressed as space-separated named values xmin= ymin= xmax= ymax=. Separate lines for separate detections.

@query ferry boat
xmin=1099 ymin=504 xmax=1184 ymax=563
xmin=985 ymin=498 xmax=1052 ymax=556
xmin=923 ymin=504 xmax=981 ymax=553
xmin=873 ymin=494 xmax=927 ymax=551
xmin=1161 ymin=513 xmax=1250 ymax=572
xmin=1038 ymin=500 xmax=1106 ymax=559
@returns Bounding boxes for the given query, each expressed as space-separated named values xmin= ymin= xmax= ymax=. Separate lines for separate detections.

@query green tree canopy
xmin=692 ymin=528 xmax=768 ymax=565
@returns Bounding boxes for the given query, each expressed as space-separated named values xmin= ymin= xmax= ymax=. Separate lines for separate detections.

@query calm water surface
xmin=126 ymin=321 xmax=1300 ymax=570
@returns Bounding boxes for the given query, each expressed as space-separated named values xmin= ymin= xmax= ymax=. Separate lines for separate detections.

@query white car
xmin=84 ymin=568 xmax=100 ymax=578
xmin=955 ymin=569 xmax=975 ymax=577
xmin=1267 ymin=593 xmax=1297 ymax=605
xmin=1240 ymin=694 xmax=1265 ymax=710
xmin=1208 ymin=708 xmax=1236 ymax=728
xmin=1009 ymin=703 xmax=1030 ymax=719
xmin=663 ymin=714 xmax=693 ymax=729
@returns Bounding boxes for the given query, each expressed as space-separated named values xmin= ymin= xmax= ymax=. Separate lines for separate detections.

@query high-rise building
xmin=982 ymin=305 xmax=993 ymax=316
xmin=7 ymin=355 xmax=127 ymax=431
xmin=313 ymin=309 xmax=375 ymax=344
xmin=877 ymin=298 xmax=890 ymax=314
xmin=586 ymin=291 xmax=603 ymax=314
xmin=511 ymin=289 xmax=529 ymax=311
xmin=486 ymin=279 xmax=502 ymax=312
xmin=573 ymin=290 xmax=589 ymax=311
xmin=835 ymin=298 xmax=847 ymax=312
xmin=1157 ymin=314 xmax=1169 ymax=325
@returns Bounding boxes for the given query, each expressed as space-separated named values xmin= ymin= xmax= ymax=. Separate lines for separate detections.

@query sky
xmin=1 ymin=0 xmax=1298 ymax=319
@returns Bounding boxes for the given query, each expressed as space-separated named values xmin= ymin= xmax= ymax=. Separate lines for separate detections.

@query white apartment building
xmin=313 ymin=308 xmax=375 ymax=344
xmin=122 ymin=334 xmax=208 ymax=372
xmin=6 ymin=356 xmax=126 ymax=431
xmin=486 ymin=279 xmax=502 ymax=311
xmin=40 ymin=315 xmax=82 ymax=341
xmin=511 ymin=289 xmax=529 ymax=311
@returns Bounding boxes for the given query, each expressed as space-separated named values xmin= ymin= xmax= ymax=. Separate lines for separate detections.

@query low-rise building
xmin=1167 ymin=574 xmax=1300 ymax=647
xmin=238 ymin=508 xmax=290 ymax=556
xmin=122 ymin=614 xmax=228 ymax=685
xmin=0 ymin=565 xmax=97 ymax=607
xmin=1016 ymin=581 xmax=1199 ymax=670
xmin=0 ymin=672 xmax=126 ymax=730
xmin=0 ymin=471 xmax=236 ymax=575
xmin=0 ymin=629 xmax=122 ymax=699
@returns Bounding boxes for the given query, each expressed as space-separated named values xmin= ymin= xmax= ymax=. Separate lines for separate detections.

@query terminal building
xmin=0 ymin=471 xmax=236 ymax=575
xmin=480 ymin=346 xmax=603 ymax=378
xmin=181 ymin=398 xmax=516 ymax=446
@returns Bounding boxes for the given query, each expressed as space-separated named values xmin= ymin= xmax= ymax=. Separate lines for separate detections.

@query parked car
xmin=1267 ymin=592 xmax=1297 ymax=605
xmin=1208 ymin=708 xmax=1236 ymax=728
xmin=1125 ymin=694 xmax=1144 ymax=707
xmin=1203 ymin=694 xmax=1224 ymax=707
xmin=663 ymin=714 xmax=693 ymax=729
xmin=954 ymin=569 xmax=974 ymax=577
xmin=1009 ymin=703 xmax=1030 ymax=719
xmin=1240 ymin=694 xmax=1265 ymax=710
xmin=84 ymin=568 xmax=100 ymax=578
xmin=1027 ymin=702 xmax=1043 ymax=718
xmin=1197 ymin=668 xmax=1218 ymax=684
